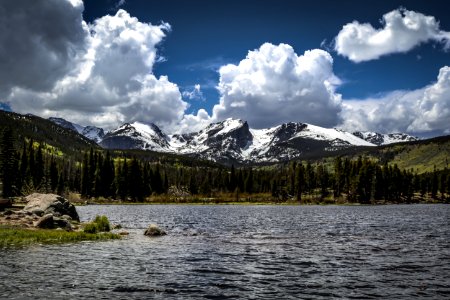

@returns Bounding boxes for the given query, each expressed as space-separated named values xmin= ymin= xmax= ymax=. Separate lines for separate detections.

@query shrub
xmin=83 ymin=222 xmax=98 ymax=233
xmin=83 ymin=215 xmax=111 ymax=233
xmin=94 ymin=215 xmax=111 ymax=232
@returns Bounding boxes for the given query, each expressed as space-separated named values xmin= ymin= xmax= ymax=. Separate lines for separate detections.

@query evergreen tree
xmin=0 ymin=127 xmax=16 ymax=197
xmin=245 ymin=168 xmax=254 ymax=194
xmin=49 ymin=156 xmax=58 ymax=192
xmin=229 ymin=165 xmax=237 ymax=192
xmin=81 ymin=153 xmax=90 ymax=198
xmin=296 ymin=163 xmax=305 ymax=202
xmin=34 ymin=144 xmax=44 ymax=188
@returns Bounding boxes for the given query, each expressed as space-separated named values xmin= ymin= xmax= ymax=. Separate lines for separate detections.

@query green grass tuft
xmin=0 ymin=226 xmax=120 ymax=248
xmin=83 ymin=215 xmax=111 ymax=233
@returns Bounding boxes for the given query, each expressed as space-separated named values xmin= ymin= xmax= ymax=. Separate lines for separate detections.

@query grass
xmin=0 ymin=226 xmax=120 ymax=248
xmin=390 ymin=142 xmax=450 ymax=173
xmin=82 ymin=215 xmax=111 ymax=233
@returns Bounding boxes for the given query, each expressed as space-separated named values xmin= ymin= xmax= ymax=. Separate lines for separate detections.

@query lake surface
xmin=1 ymin=204 xmax=449 ymax=299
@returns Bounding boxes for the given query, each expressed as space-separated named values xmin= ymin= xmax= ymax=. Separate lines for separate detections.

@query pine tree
xmin=229 ymin=165 xmax=237 ymax=192
xmin=34 ymin=144 xmax=44 ymax=188
xmin=296 ymin=163 xmax=305 ymax=202
xmin=81 ymin=153 xmax=90 ymax=198
xmin=245 ymin=168 xmax=253 ymax=194
xmin=49 ymin=156 xmax=58 ymax=192
xmin=0 ymin=127 xmax=17 ymax=197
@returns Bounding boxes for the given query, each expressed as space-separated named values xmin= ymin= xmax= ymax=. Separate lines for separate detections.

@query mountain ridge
xmin=94 ymin=118 xmax=418 ymax=164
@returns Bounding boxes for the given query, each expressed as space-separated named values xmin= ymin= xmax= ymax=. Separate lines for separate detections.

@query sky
xmin=0 ymin=0 xmax=449 ymax=137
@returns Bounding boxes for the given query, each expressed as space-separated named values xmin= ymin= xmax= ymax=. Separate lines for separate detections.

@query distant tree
xmin=296 ymin=163 xmax=305 ymax=202
xmin=0 ymin=127 xmax=17 ymax=197
xmin=49 ymin=156 xmax=58 ymax=192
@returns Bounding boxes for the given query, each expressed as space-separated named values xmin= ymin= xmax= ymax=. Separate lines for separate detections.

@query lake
xmin=1 ymin=204 xmax=449 ymax=299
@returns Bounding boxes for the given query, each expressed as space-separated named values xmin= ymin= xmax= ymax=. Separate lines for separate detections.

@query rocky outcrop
xmin=144 ymin=224 xmax=166 ymax=237
xmin=0 ymin=209 xmax=76 ymax=231
xmin=23 ymin=193 xmax=79 ymax=221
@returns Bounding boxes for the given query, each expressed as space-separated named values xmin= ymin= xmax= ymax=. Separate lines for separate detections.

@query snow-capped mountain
xmin=101 ymin=118 xmax=377 ymax=164
xmin=353 ymin=131 xmax=418 ymax=146
xmin=101 ymin=122 xmax=171 ymax=151
xmin=50 ymin=116 xmax=419 ymax=164
xmin=81 ymin=126 xmax=105 ymax=143
xmin=49 ymin=117 xmax=104 ymax=143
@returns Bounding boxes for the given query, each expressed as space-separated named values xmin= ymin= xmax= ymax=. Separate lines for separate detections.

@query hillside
xmin=0 ymin=111 xmax=98 ymax=158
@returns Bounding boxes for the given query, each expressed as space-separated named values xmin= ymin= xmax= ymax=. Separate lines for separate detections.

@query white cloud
xmin=340 ymin=66 xmax=450 ymax=136
xmin=209 ymin=43 xmax=343 ymax=129
xmin=178 ymin=109 xmax=212 ymax=133
xmin=182 ymin=84 xmax=205 ymax=101
xmin=2 ymin=3 xmax=188 ymax=131
xmin=335 ymin=8 xmax=450 ymax=62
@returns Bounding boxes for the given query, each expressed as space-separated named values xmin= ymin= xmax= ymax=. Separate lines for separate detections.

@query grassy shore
xmin=0 ymin=226 xmax=121 ymax=247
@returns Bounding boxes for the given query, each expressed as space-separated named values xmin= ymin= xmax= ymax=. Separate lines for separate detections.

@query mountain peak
xmin=353 ymin=131 xmax=418 ymax=146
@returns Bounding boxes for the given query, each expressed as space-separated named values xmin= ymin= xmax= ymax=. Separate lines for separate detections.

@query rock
xmin=112 ymin=224 xmax=122 ymax=229
xmin=31 ymin=208 xmax=45 ymax=217
xmin=3 ymin=210 xmax=14 ymax=216
xmin=34 ymin=214 xmax=54 ymax=229
xmin=54 ymin=218 xmax=73 ymax=231
xmin=61 ymin=215 xmax=72 ymax=221
xmin=23 ymin=193 xmax=79 ymax=222
xmin=119 ymin=231 xmax=129 ymax=236
xmin=144 ymin=224 xmax=166 ymax=237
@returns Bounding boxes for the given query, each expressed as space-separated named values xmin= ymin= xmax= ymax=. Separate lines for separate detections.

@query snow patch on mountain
xmin=353 ymin=131 xmax=418 ymax=146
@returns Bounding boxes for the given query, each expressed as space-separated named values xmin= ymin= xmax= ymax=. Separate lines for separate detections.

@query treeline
xmin=1 ymin=127 xmax=449 ymax=203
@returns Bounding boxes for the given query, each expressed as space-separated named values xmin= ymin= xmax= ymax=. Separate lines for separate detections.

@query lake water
xmin=1 ymin=204 xmax=449 ymax=299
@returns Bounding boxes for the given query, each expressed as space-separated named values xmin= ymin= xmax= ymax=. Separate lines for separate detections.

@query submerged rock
xmin=23 ymin=193 xmax=79 ymax=221
xmin=144 ymin=224 xmax=166 ymax=237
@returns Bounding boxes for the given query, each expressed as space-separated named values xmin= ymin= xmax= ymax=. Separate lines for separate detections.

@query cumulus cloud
xmin=335 ymin=8 xmax=450 ymax=62
xmin=340 ymin=66 xmax=450 ymax=136
xmin=1 ymin=2 xmax=188 ymax=131
xmin=209 ymin=43 xmax=343 ymax=129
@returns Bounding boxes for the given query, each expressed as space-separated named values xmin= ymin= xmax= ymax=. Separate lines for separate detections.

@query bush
xmin=83 ymin=215 xmax=111 ymax=233
xmin=83 ymin=222 xmax=98 ymax=233
xmin=94 ymin=215 xmax=111 ymax=232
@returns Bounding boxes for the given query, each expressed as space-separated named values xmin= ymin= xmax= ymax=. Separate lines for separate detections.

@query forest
xmin=1 ymin=126 xmax=449 ymax=204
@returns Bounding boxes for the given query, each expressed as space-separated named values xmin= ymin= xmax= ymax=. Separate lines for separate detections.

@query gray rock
xmin=23 ymin=193 xmax=79 ymax=221
xmin=31 ymin=208 xmax=45 ymax=216
xmin=144 ymin=224 xmax=167 ymax=237
xmin=54 ymin=218 xmax=73 ymax=231
xmin=61 ymin=215 xmax=72 ymax=221
xmin=34 ymin=214 xmax=54 ymax=229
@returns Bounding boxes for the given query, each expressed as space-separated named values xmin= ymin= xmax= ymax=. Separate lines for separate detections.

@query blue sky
xmin=83 ymin=0 xmax=450 ymax=115
xmin=0 ymin=0 xmax=449 ymax=136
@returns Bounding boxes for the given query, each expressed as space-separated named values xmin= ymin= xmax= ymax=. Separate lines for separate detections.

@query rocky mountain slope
xmin=49 ymin=117 xmax=105 ymax=143
xmin=46 ymin=115 xmax=420 ymax=164
xmin=353 ymin=131 xmax=417 ymax=145
xmin=101 ymin=118 xmax=376 ymax=164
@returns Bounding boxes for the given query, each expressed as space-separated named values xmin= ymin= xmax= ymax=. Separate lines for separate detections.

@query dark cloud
xmin=0 ymin=0 xmax=88 ymax=96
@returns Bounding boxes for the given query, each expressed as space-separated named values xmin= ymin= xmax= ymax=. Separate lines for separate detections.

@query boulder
xmin=144 ymin=224 xmax=166 ymax=237
xmin=54 ymin=217 xmax=73 ymax=231
xmin=23 ymin=193 xmax=79 ymax=222
xmin=34 ymin=214 xmax=54 ymax=229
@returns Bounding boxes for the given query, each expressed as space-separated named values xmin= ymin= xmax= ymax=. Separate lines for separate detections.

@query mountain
xmin=46 ymin=115 xmax=422 ymax=164
xmin=0 ymin=111 xmax=97 ymax=157
xmin=101 ymin=122 xmax=171 ymax=151
xmin=353 ymin=131 xmax=418 ymax=145
xmin=81 ymin=126 xmax=105 ymax=143
xmin=48 ymin=117 xmax=104 ymax=143
xmin=101 ymin=118 xmax=376 ymax=164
